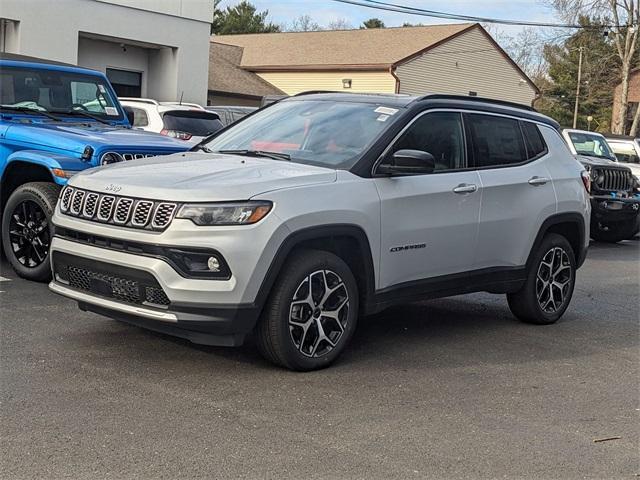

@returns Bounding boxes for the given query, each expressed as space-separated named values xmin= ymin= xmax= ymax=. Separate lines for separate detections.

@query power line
xmin=331 ymin=0 xmax=619 ymax=29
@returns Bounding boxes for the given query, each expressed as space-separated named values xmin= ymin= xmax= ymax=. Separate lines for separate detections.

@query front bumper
xmin=590 ymin=195 xmax=640 ymax=224
xmin=49 ymin=282 xmax=257 ymax=346
xmin=48 ymin=232 xmax=274 ymax=346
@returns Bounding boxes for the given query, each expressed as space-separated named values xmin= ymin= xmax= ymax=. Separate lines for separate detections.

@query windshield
xmin=608 ymin=140 xmax=640 ymax=164
xmin=0 ymin=66 xmax=122 ymax=119
xmin=202 ymin=99 xmax=401 ymax=169
xmin=568 ymin=132 xmax=616 ymax=160
xmin=162 ymin=111 xmax=223 ymax=137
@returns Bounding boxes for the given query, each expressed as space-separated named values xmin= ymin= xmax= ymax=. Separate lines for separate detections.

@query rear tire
xmin=507 ymin=233 xmax=576 ymax=325
xmin=1 ymin=182 xmax=60 ymax=282
xmin=256 ymin=249 xmax=359 ymax=371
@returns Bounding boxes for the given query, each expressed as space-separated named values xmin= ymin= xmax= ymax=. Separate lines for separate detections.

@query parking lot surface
xmin=1 ymin=240 xmax=638 ymax=479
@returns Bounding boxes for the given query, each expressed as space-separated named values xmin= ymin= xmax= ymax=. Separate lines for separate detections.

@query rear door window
xmin=130 ymin=107 xmax=149 ymax=127
xmin=466 ymin=113 xmax=527 ymax=168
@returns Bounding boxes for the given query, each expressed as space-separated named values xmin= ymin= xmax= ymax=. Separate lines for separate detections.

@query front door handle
xmin=528 ymin=176 xmax=550 ymax=186
xmin=452 ymin=183 xmax=478 ymax=194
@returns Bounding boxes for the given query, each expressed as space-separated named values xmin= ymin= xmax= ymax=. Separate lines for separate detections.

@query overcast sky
xmin=218 ymin=0 xmax=560 ymax=36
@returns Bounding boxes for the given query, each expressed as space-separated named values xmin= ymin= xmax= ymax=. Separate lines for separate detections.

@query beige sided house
xmin=210 ymin=23 xmax=539 ymax=106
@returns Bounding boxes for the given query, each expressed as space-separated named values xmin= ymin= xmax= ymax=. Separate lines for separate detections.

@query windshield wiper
xmin=0 ymin=105 xmax=62 ymax=121
xmin=50 ymin=108 xmax=110 ymax=125
xmin=217 ymin=149 xmax=291 ymax=161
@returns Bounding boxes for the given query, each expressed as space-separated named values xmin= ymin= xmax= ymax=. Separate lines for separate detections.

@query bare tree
xmin=288 ymin=14 xmax=321 ymax=32
xmin=326 ymin=18 xmax=353 ymax=30
xmin=549 ymin=0 xmax=639 ymax=134
xmin=630 ymin=104 xmax=640 ymax=134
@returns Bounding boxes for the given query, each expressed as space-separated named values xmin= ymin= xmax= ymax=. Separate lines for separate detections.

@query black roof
xmin=290 ymin=91 xmax=559 ymax=129
xmin=0 ymin=52 xmax=78 ymax=68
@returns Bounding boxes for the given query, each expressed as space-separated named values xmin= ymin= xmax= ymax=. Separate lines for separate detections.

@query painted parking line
xmin=0 ymin=276 xmax=11 ymax=282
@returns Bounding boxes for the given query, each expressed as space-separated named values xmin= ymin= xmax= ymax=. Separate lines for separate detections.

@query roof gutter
xmin=243 ymin=64 xmax=392 ymax=72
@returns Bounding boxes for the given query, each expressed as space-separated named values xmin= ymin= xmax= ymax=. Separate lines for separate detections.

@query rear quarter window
xmin=521 ymin=122 xmax=548 ymax=159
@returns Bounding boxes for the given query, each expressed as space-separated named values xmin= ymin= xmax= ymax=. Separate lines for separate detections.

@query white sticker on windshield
xmin=375 ymin=106 xmax=398 ymax=115
xmin=98 ymin=84 xmax=106 ymax=93
xmin=377 ymin=114 xmax=389 ymax=122
xmin=105 ymin=107 xmax=118 ymax=115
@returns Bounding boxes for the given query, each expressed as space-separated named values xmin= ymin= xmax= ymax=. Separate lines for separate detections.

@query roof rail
xmin=417 ymin=94 xmax=536 ymax=112
xmin=293 ymin=90 xmax=340 ymax=97
xmin=118 ymin=97 xmax=159 ymax=105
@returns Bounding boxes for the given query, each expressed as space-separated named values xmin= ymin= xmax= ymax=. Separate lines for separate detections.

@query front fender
xmin=4 ymin=150 xmax=88 ymax=186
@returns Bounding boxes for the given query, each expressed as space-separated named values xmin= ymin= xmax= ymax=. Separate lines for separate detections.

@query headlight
xmin=100 ymin=152 xmax=124 ymax=165
xmin=176 ymin=201 xmax=272 ymax=226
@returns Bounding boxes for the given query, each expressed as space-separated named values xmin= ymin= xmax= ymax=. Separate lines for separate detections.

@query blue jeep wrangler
xmin=0 ymin=53 xmax=188 ymax=281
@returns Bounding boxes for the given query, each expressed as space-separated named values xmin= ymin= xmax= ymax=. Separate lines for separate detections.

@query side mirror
xmin=377 ymin=149 xmax=436 ymax=176
xmin=123 ymin=106 xmax=135 ymax=125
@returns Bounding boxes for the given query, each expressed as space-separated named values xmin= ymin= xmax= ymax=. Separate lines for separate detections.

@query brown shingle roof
xmin=208 ymin=42 xmax=284 ymax=97
xmin=213 ymin=23 xmax=475 ymax=71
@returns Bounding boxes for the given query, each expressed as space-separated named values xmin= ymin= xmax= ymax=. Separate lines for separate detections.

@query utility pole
xmin=572 ymin=46 xmax=583 ymax=129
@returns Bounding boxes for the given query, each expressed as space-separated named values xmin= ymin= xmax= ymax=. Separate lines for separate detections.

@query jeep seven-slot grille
xmin=59 ymin=186 xmax=179 ymax=231
xmin=592 ymin=167 xmax=634 ymax=193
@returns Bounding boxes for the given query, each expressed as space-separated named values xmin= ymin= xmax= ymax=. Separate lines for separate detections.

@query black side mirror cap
xmin=377 ymin=149 xmax=436 ymax=176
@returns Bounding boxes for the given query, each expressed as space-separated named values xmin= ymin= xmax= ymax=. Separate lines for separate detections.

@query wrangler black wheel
xmin=1 ymin=182 xmax=60 ymax=282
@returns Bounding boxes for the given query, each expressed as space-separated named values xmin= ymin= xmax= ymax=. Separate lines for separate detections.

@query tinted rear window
xmin=467 ymin=114 xmax=527 ymax=168
xmin=521 ymin=121 xmax=547 ymax=159
xmin=162 ymin=111 xmax=223 ymax=136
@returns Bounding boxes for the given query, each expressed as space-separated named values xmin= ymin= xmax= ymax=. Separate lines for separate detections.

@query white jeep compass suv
xmin=49 ymin=93 xmax=591 ymax=371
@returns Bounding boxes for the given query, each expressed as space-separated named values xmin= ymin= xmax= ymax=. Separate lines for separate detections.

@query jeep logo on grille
xmin=105 ymin=184 xmax=122 ymax=193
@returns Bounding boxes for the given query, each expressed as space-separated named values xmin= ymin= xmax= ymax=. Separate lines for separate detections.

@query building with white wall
xmin=0 ymin=0 xmax=212 ymax=104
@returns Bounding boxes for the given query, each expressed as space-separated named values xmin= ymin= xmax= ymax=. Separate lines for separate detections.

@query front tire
xmin=1 ymin=182 xmax=60 ymax=282
xmin=256 ymin=249 xmax=359 ymax=371
xmin=507 ymin=233 xmax=576 ymax=325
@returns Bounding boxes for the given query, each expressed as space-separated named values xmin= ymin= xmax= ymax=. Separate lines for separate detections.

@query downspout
xmin=531 ymin=91 xmax=541 ymax=110
xmin=390 ymin=65 xmax=400 ymax=94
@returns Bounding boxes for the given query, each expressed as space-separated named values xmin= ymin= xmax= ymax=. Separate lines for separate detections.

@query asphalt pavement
xmin=1 ymin=240 xmax=638 ymax=479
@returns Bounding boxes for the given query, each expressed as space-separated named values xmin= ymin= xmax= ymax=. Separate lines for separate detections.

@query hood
xmin=576 ymin=154 xmax=627 ymax=169
xmin=69 ymin=152 xmax=337 ymax=201
xmin=621 ymin=162 xmax=640 ymax=177
xmin=5 ymin=121 xmax=186 ymax=156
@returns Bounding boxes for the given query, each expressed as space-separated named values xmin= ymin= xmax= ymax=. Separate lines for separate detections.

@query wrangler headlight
xmin=176 ymin=201 xmax=272 ymax=226
xmin=100 ymin=152 xmax=124 ymax=165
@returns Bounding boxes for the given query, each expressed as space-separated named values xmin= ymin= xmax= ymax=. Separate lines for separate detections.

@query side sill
xmin=365 ymin=266 xmax=526 ymax=315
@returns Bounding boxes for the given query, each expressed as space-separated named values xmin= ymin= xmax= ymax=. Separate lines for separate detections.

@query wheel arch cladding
xmin=527 ymin=213 xmax=586 ymax=269
xmin=255 ymin=224 xmax=377 ymax=316
xmin=1 ymin=161 xmax=54 ymax=209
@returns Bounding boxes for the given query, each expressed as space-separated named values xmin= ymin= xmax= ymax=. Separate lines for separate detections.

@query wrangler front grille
xmin=592 ymin=167 xmax=634 ymax=193
xmin=59 ymin=187 xmax=179 ymax=231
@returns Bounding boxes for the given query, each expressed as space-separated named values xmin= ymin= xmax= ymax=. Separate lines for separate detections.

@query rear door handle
xmin=452 ymin=183 xmax=478 ymax=194
xmin=528 ymin=176 xmax=550 ymax=186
